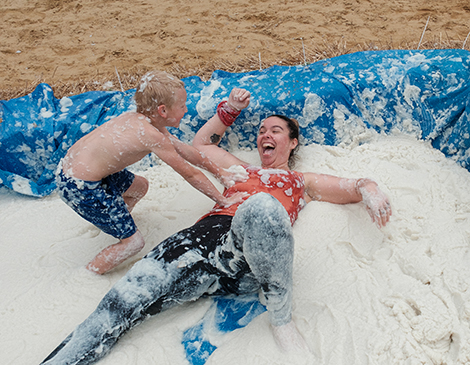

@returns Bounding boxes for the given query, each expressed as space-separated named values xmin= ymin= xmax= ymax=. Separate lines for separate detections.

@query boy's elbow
xmin=192 ymin=137 xmax=204 ymax=150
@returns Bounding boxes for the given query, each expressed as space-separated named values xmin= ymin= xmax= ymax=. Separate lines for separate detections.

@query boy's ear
xmin=157 ymin=104 xmax=167 ymax=118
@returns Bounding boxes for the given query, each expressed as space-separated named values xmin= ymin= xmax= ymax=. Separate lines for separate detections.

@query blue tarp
xmin=1 ymin=49 xmax=470 ymax=196
xmin=182 ymin=294 xmax=266 ymax=365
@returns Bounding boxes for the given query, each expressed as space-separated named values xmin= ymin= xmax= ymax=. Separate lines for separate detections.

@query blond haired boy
xmin=56 ymin=71 xmax=244 ymax=274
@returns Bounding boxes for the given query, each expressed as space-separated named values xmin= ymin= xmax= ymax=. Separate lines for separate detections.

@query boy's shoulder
xmin=110 ymin=112 xmax=156 ymax=129
xmin=106 ymin=111 xmax=163 ymax=139
xmin=112 ymin=111 xmax=147 ymax=123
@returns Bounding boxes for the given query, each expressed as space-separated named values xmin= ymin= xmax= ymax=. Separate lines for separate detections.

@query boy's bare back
xmin=62 ymin=111 xmax=163 ymax=181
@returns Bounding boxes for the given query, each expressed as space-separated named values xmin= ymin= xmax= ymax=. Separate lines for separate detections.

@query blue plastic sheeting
xmin=182 ymin=294 xmax=266 ymax=365
xmin=1 ymin=49 xmax=470 ymax=197
xmin=0 ymin=87 xmax=136 ymax=196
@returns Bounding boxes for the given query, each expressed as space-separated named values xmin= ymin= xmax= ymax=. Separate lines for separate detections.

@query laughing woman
xmin=40 ymin=88 xmax=391 ymax=364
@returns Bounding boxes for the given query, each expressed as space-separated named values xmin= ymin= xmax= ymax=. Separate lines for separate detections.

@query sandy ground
xmin=1 ymin=0 xmax=470 ymax=99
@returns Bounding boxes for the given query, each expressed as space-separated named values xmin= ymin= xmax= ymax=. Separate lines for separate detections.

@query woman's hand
xmin=227 ymin=88 xmax=251 ymax=111
xmin=357 ymin=179 xmax=392 ymax=228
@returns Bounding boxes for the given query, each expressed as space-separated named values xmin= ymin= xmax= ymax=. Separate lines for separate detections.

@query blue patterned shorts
xmin=56 ymin=169 xmax=137 ymax=239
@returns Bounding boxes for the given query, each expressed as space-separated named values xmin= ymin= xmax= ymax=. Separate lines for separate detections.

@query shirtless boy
xmin=56 ymin=71 xmax=244 ymax=275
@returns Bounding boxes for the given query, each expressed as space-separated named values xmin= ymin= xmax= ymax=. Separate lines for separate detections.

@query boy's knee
xmin=133 ymin=175 xmax=149 ymax=197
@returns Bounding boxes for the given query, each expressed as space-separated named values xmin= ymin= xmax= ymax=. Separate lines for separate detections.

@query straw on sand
xmin=0 ymin=35 xmax=468 ymax=102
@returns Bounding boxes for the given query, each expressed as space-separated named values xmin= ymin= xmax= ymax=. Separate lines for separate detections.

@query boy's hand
xmin=227 ymin=88 xmax=251 ymax=111
xmin=219 ymin=192 xmax=248 ymax=207
xmin=218 ymin=165 xmax=249 ymax=188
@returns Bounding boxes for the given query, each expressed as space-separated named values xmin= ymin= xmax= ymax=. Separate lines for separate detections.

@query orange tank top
xmin=201 ymin=165 xmax=306 ymax=225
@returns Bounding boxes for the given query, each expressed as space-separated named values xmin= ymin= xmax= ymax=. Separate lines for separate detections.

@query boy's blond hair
xmin=134 ymin=71 xmax=185 ymax=117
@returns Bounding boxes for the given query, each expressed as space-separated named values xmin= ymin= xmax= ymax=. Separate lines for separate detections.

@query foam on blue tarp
xmin=1 ymin=49 xmax=470 ymax=196
xmin=182 ymin=294 xmax=266 ymax=365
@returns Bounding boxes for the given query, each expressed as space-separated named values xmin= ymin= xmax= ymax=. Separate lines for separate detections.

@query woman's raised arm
xmin=193 ymin=88 xmax=251 ymax=169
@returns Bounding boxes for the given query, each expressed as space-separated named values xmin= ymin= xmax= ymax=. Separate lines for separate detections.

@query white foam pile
xmin=2 ymin=133 xmax=470 ymax=364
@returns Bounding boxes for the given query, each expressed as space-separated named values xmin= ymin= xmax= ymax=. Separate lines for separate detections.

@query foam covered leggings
xmin=40 ymin=193 xmax=294 ymax=365
xmin=229 ymin=192 xmax=294 ymax=326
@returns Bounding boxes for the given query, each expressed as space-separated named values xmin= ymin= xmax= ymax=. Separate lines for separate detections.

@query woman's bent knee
xmin=234 ymin=192 xmax=291 ymax=232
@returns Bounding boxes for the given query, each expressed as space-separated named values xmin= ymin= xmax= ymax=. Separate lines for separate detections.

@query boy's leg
xmin=122 ymin=174 xmax=149 ymax=212
xmin=91 ymin=172 xmax=148 ymax=273
xmin=230 ymin=192 xmax=308 ymax=352
xmin=86 ymin=230 xmax=145 ymax=275
xmin=78 ymin=170 xmax=147 ymax=274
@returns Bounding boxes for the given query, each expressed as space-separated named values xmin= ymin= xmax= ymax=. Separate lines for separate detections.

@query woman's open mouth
xmin=262 ymin=142 xmax=275 ymax=156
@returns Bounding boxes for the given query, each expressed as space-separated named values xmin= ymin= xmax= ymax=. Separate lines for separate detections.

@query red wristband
xmin=217 ymin=100 xmax=241 ymax=126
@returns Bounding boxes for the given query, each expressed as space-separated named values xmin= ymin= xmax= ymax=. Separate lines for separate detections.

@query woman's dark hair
xmin=269 ymin=114 xmax=300 ymax=169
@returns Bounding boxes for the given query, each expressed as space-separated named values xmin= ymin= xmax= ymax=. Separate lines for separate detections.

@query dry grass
xmin=1 ymin=37 xmax=468 ymax=101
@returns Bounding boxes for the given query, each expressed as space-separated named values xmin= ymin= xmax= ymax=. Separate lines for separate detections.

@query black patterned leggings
xmin=41 ymin=192 xmax=295 ymax=365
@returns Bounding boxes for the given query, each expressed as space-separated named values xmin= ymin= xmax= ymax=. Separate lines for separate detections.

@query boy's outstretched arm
xmin=166 ymin=134 xmax=245 ymax=188
xmin=193 ymin=88 xmax=251 ymax=169
xmin=151 ymin=134 xmax=245 ymax=206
